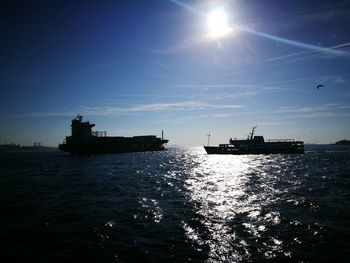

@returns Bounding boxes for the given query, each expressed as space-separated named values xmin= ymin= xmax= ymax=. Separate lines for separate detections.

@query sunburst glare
xmin=207 ymin=7 xmax=232 ymax=38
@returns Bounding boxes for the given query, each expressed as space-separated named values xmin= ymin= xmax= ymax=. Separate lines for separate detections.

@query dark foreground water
xmin=1 ymin=146 xmax=350 ymax=262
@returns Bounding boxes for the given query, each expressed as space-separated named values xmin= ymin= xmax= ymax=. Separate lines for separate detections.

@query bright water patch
xmin=0 ymin=146 xmax=349 ymax=262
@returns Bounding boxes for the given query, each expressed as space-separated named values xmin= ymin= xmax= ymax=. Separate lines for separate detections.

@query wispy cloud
xmin=171 ymin=83 xmax=257 ymax=89
xmin=241 ymin=1 xmax=350 ymax=30
xmin=169 ymin=83 xmax=283 ymax=91
xmin=169 ymin=0 xmax=204 ymax=16
xmin=280 ymin=2 xmax=350 ymax=28
xmin=203 ymin=112 xmax=233 ymax=118
xmin=275 ymin=103 xmax=350 ymax=118
xmin=168 ymin=81 xmax=288 ymax=94
xmin=154 ymin=60 xmax=171 ymax=70
xmin=258 ymin=121 xmax=293 ymax=126
xmin=278 ymin=106 xmax=320 ymax=114
xmin=320 ymin=74 xmax=348 ymax=84
xmin=263 ymin=42 xmax=350 ymax=63
xmin=82 ymin=101 xmax=242 ymax=114
xmin=169 ymin=73 xmax=347 ymax=90
xmin=5 ymin=101 xmax=243 ymax=119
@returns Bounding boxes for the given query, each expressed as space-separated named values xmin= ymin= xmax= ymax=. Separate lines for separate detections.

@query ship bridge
xmin=253 ymin=136 xmax=265 ymax=143
xmin=71 ymin=114 xmax=95 ymax=139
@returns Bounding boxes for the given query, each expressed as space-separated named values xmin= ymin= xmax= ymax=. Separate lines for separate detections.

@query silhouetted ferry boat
xmin=204 ymin=127 xmax=304 ymax=154
xmin=59 ymin=115 xmax=168 ymax=154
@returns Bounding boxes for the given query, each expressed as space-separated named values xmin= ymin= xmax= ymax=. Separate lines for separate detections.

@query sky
xmin=1 ymin=0 xmax=349 ymax=146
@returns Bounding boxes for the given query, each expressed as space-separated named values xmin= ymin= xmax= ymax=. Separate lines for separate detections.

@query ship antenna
xmin=207 ymin=132 xmax=211 ymax=146
xmin=250 ymin=126 xmax=257 ymax=140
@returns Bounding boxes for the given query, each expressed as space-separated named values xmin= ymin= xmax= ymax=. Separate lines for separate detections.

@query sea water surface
xmin=1 ymin=146 xmax=350 ymax=262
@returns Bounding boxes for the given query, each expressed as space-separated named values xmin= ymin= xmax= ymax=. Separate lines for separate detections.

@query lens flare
xmin=207 ymin=7 xmax=231 ymax=38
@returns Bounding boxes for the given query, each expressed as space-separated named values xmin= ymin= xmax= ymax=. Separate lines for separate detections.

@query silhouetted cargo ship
xmin=59 ymin=115 xmax=168 ymax=154
xmin=204 ymin=126 xmax=304 ymax=154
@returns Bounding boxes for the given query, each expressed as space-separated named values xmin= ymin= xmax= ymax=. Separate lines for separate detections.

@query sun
xmin=207 ymin=7 xmax=231 ymax=38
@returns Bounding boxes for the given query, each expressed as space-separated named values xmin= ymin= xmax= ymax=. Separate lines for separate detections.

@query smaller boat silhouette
xmin=204 ymin=126 xmax=304 ymax=154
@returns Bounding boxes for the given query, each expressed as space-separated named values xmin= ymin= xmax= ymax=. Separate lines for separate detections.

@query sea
xmin=1 ymin=145 xmax=349 ymax=263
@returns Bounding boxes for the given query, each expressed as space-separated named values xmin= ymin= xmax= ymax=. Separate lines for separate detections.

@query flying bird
xmin=316 ymin=84 xmax=324 ymax=89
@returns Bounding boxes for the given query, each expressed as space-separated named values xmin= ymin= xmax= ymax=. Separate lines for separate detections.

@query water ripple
xmin=1 ymin=146 xmax=350 ymax=262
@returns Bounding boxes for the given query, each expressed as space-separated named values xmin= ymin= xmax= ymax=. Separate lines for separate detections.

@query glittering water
xmin=1 ymin=146 xmax=349 ymax=262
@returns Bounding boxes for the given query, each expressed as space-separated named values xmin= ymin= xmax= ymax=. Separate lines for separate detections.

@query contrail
xmin=169 ymin=0 xmax=204 ymax=15
xmin=168 ymin=0 xmax=350 ymax=57
xmin=239 ymin=27 xmax=350 ymax=57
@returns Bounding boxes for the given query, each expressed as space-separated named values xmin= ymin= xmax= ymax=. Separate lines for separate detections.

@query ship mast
xmin=249 ymin=126 xmax=257 ymax=140
xmin=207 ymin=132 xmax=211 ymax=146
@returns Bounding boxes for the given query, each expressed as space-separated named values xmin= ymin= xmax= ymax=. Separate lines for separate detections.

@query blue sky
xmin=1 ymin=0 xmax=349 ymax=146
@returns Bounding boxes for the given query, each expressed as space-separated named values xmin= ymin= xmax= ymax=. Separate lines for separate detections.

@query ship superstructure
xmin=59 ymin=115 xmax=168 ymax=154
xmin=204 ymin=126 xmax=304 ymax=154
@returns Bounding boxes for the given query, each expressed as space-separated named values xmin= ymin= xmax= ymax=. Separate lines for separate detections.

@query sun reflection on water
xmin=183 ymin=148 xmax=288 ymax=261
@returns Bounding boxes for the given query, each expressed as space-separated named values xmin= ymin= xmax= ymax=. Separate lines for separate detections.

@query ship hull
xmin=204 ymin=143 xmax=304 ymax=155
xmin=59 ymin=137 xmax=169 ymax=155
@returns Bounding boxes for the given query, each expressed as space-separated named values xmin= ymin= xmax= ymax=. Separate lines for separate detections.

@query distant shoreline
xmin=0 ymin=144 xmax=58 ymax=152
